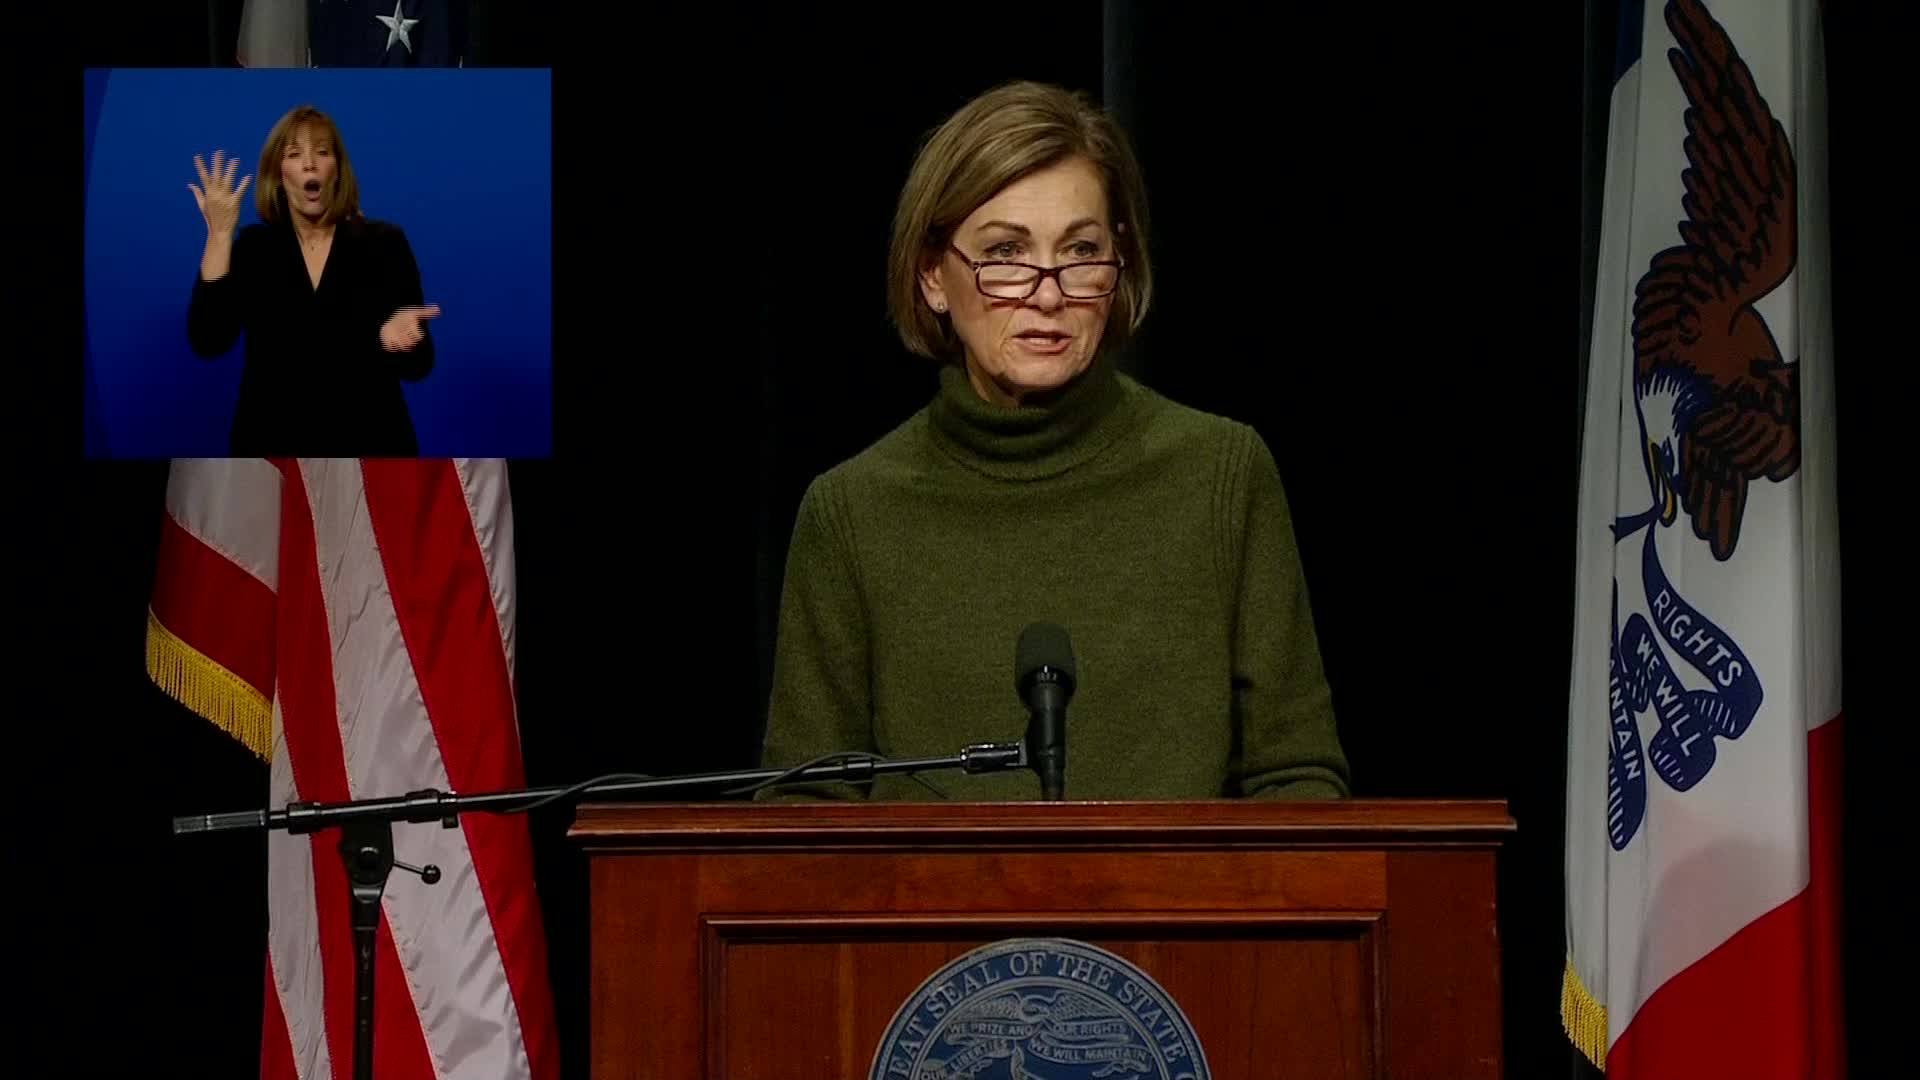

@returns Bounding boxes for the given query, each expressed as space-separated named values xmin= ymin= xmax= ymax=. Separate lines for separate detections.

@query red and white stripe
xmin=149 ymin=458 xmax=558 ymax=1080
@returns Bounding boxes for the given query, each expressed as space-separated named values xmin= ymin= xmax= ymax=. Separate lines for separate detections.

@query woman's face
xmin=921 ymin=156 xmax=1118 ymax=407
xmin=280 ymin=124 xmax=337 ymax=222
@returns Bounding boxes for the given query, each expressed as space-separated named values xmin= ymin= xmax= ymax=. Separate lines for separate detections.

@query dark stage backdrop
xmin=64 ymin=5 xmax=1897 ymax=1080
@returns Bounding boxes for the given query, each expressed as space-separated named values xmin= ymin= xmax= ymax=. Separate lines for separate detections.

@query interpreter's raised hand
xmin=189 ymin=150 xmax=252 ymax=237
xmin=381 ymin=305 xmax=441 ymax=352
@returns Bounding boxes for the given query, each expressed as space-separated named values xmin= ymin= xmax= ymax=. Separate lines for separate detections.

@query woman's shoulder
xmin=835 ymin=408 xmax=935 ymax=471
xmin=233 ymin=222 xmax=277 ymax=249
xmin=798 ymin=407 xmax=939 ymax=508
xmin=1125 ymin=383 xmax=1293 ymax=524
xmin=1125 ymin=377 xmax=1267 ymax=462
xmin=327 ymin=216 xmax=411 ymax=252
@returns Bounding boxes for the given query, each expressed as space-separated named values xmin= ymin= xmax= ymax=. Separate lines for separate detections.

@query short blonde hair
xmin=257 ymin=105 xmax=363 ymax=226
xmin=887 ymin=81 xmax=1154 ymax=362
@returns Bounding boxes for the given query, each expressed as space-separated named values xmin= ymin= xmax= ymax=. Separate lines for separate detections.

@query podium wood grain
xmin=572 ymin=799 xmax=1512 ymax=1080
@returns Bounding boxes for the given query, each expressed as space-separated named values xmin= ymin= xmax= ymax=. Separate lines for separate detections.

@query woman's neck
xmin=925 ymin=359 xmax=1134 ymax=481
xmin=292 ymin=214 xmax=333 ymax=243
xmin=963 ymin=356 xmax=1087 ymax=410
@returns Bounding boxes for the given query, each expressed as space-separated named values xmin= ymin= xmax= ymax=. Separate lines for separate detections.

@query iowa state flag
xmin=146 ymin=458 xmax=558 ymax=1080
xmin=1563 ymin=0 xmax=1842 ymax=1075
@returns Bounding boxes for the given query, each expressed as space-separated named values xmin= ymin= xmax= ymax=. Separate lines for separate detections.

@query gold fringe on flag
xmin=145 ymin=607 xmax=273 ymax=762
xmin=1562 ymin=955 xmax=1609 ymax=1070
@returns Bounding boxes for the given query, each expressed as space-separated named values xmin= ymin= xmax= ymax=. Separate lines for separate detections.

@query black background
xmin=32 ymin=3 xmax=1900 ymax=1079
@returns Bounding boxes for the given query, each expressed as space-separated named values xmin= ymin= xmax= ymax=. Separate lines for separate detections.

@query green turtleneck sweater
xmin=759 ymin=360 xmax=1350 ymax=801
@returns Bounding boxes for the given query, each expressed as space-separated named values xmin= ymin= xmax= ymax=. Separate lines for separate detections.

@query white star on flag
xmin=376 ymin=0 xmax=420 ymax=55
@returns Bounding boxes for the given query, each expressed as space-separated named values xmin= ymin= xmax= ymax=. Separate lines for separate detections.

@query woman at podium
xmin=760 ymin=81 xmax=1350 ymax=802
xmin=185 ymin=105 xmax=438 ymax=456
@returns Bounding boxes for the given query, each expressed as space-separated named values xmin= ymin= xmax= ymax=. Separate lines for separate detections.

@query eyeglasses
xmin=947 ymin=243 xmax=1125 ymax=300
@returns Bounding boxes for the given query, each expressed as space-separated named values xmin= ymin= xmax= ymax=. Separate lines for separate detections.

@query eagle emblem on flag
xmin=1629 ymin=0 xmax=1800 ymax=560
xmin=1608 ymin=0 xmax=1797 ymax=849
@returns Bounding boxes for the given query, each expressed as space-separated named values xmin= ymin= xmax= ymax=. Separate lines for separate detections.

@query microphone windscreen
xmin=1015 ymin=621 xmax=1077 ymax=690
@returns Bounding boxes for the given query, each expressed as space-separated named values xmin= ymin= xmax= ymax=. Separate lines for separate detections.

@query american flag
xmin=310 ymin=0 xmax=468 ymax=67
xmin=147 ymin=458 xmax=557 ymax=1080
xmin=239 ymin=1 xmax=468 ymax=67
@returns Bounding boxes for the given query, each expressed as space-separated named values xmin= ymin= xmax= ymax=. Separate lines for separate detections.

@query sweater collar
xmin=926 ymin=359 xmax=1133 ymax=481
xmin=280 ymin=213 xmax=359 ymax=244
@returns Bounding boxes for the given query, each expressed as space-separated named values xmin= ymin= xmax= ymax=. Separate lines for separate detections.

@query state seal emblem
xmin=869 ymin=938 xmax=1211 ymax=1080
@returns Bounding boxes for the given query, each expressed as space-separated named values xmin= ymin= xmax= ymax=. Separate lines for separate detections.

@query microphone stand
xmin=173 ymin=741 xmax=1029 ymax=1080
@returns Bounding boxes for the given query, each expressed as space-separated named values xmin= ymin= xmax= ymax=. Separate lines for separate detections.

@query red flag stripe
xmin=273 ymin=460 xmax=358 ymax=1078
xmin=151 ymin=509 xmax=277 ymax=699
xmin=276 ymin=460 xmax=440 ymax=1080
xmin=451 ymin=458 xmax=519 ymax=699
xmin=1606 ymin=715 xmax=1846 ymax=1079
xmin=1807 ymin=713 xmax=1846 ymax=1078
xmin=361 ymin=460 xmax=558 ymax=1080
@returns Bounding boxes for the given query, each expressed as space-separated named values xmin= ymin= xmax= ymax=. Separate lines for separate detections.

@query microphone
xmin=1015 ymin=622 xmax=1076 ymax=801
xmin=172 ymin=809 xmax=267 ymax=834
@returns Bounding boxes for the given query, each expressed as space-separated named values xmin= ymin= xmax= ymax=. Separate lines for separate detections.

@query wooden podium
xmin=571 ymin=799 xmax=1513 ymax=1079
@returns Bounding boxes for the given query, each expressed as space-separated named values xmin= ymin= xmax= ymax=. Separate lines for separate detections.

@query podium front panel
xmin=573 ymin=800 xmax=1510 ymax=1080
